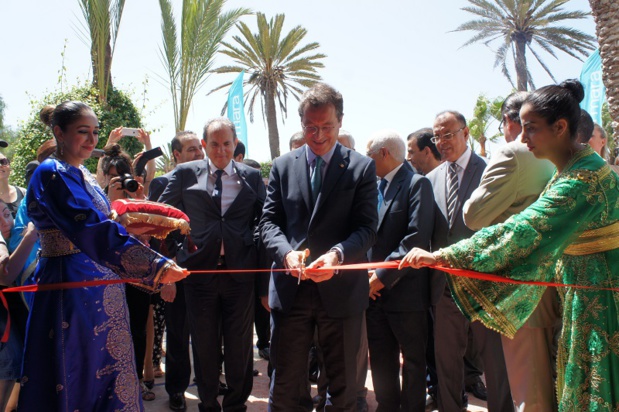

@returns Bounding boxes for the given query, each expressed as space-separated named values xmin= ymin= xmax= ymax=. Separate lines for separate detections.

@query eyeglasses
xmin=0 ymin=158 xmax=10 ymax=167
xmin=302 ymin=125 xmax=336 ymax=136
xmin=431 ymin=127 xmax=464 ymax=144
xmin=498 ymin=119 xmax=504 ymax=134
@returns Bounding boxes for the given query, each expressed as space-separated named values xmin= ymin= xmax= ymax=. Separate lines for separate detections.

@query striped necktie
xmin=447 ymin=162 xmax=459 ymax=223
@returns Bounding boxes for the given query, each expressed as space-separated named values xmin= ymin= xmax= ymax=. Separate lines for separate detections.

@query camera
xmin=119 ymin=173 xmax=139 ymax=192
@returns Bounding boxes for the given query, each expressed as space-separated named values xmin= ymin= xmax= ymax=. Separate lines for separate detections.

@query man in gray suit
xmin=464 ymin=92 xmax=558 ymax=412
xmin=426 ymin=111 xmax=513 ymax=412
xmin=366 ymin=130 xmax=434 ymax=411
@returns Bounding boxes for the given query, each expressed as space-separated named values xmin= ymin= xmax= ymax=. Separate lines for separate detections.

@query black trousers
xmin=164 ymin=279 xmax=192 ymax=396
xmin=434 ymin=285 xmax=513 ymax=412
xmin=366 ymin=300 xmax=428 ymax=412
xmin=185 ymin=271 xmax=255 ymax=412
xmin=269 ymin=281 xmax=362 ymax=412
xmin=126 ymin=285 xmax=151 ymax=380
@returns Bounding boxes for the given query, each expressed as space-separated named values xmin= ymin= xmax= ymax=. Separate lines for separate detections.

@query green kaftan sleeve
xmin=438 ymin=165 xmax=605 ymax=338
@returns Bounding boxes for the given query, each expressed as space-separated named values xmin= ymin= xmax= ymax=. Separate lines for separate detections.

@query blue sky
xmin=0 ymin=0 xmax=597 ymax=162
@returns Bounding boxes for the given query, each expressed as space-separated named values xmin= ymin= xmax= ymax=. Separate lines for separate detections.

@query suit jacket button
xmin=221 ymin=217 xmax=225 ymax=222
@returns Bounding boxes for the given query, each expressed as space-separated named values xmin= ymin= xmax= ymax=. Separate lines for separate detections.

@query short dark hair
xmin=298 ymin=83 xmax=344 ymax=121
xmin=203 ymin=117 xmax=237 ymax=142
xmin=501 ymin=91 xmax=529 ymax=123
xmin=436 ymin=110 xmax=467 ymax=127
xmin=234 ymin=141 xmax=246 ymax=158
xmin=524 ymin=79 xmax=585 ymax=139
xmin=576 ymin=109 xmax=594 ymax=144
xmin=171 ymin=131 xmax=198 ymax=163
xmin=243 ymin=158 xmax=261 ymax=169
xmin=408 ymin=128 xmax=440 ymax=161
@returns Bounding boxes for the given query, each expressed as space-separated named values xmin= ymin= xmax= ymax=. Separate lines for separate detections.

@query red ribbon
xmin=2 ymin=261 xmax=617 ymax=343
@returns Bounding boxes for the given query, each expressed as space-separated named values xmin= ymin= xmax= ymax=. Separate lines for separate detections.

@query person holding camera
xmin=97 ymin=126 xmax=157 ymax=196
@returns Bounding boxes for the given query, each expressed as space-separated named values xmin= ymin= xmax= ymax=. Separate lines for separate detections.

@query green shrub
xmin=11 ymin=84 xmax=143 ymax=187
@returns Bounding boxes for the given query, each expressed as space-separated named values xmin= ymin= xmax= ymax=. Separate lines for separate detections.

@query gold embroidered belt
xmin=564 ymin=221 xmax=619 ymax=256
xmin=39 ymin=229 xmax=81 ymax=257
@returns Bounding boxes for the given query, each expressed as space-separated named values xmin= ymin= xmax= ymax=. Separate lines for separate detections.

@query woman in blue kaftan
xmin=18 ymin=101 xmax=186 ymax=411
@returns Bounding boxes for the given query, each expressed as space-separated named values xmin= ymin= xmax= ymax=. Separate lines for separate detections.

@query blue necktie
xmin=311 ymin=156 xmax=323 ymax=205
xmin=213 ymin=169 xmax=224 ymax=211
xmin=377 ymin=178 xmax=387 ymax=211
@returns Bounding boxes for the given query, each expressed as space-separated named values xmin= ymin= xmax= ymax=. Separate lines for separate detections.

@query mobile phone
xmin=90 ymin=148 xmax=105 ymax=158
xmin=122 ymin=127 xmax=140 ymax=137
xmin=134 ymin=146 xmax=164 ymax=177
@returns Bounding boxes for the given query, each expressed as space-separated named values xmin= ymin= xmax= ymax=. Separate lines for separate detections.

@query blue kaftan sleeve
xmin=28 ymin=160 xmax=171 ymax=287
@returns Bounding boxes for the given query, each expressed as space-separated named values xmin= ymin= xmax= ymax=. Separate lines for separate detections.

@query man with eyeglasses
xmin=260 ymin=83 xmax=377 ymax=411
xmin=425 ymin=111 xmax=513 ymax=412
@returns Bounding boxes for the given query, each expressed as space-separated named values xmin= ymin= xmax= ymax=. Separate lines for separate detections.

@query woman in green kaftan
xmin=401 ymin=79 xmax=619 ymax=411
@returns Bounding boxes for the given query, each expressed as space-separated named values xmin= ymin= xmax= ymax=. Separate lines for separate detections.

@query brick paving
xmin=143 ymin=338 xmax=489 ymax=412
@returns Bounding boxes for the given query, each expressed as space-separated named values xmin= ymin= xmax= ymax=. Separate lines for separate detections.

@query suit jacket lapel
xmin=195 ymin=161 xmax=217 ymax=209
xmin=314 ymin=146 xmax=348 ymax=215
xmin=378 ymin=167 xmax=406 ymax=229
xmin=435 ymin=163 xmax=448 ymax=221
xmin=293 ymin=147 xmax=312 ymax=214
xmin=458 ymin=153 xmax=480 ymax=207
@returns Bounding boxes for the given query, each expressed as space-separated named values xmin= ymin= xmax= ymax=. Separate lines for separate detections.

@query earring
xmin=59 ymin=142 xmax=64 ymax=156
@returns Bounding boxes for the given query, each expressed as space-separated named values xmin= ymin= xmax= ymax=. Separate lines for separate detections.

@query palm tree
xmin=589 ymin=0 xmax=619 ymax=161
xmin=77 ymin=0 xmax=125 ymax=104
xmin=159 ymin=0 xmax=250 ymax=131
xmin=210 ymin=13 xmax=326 ymax=159
xmin=468 ymin=94 xmax=503 ymax=157
xmin=454 ymin=0 xmax=596 ymax=91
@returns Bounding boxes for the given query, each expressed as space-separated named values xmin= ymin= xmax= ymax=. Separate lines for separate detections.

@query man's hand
xmin=368 ymin=270 xmax=384 ymax=300
xmin=305 ymin=251 xmax=339 ymax=283
xmin=284 ymin=250 xmax=308 ymax=279
xmin=160 ymin=283 xmax=177 ymax=302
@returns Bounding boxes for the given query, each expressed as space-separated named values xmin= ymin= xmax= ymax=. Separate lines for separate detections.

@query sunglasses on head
xmin=0 ymin=159 xmax=9 ymax=167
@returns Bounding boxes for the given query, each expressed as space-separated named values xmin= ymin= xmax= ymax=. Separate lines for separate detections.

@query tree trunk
xmin=265 ymin=86 xmax=280 ymax=159
xmin=514 ymin=37 xmax=528 ymax=91
xmin=479 ymin=133 xmax=487 ymax=158
xmin=589 ymin=0 xmax=619 ymax=162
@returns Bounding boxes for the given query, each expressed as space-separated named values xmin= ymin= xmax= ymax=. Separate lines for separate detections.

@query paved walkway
xmin=143 ymin=341 xmax=489 ymax=412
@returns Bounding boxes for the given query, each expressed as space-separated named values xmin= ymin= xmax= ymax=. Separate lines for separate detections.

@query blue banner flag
xmin=579 ymin=49 xmax=606 ymax=125
xmin=227 ymin=71 xmax=248 ymax=152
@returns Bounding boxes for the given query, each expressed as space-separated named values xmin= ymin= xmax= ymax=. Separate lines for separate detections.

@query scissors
xmin=299 ymin=248 xmax=310 ymax=284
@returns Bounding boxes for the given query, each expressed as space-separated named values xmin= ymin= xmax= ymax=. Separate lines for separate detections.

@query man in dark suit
xmin=365 ymin=130 xmax=434 ymax=411
xmin=260 ymin=83 xmax=377 ymax=411
xmin=159 ymin=118 xmax=266 ymax=412
xmin=426 ymin=111 xmax=512 ymax=412
xmin=149 ymin=131 xmax=204 ymax=411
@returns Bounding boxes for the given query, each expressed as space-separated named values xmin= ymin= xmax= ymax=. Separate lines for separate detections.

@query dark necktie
xmin=377 ymin=178 xmax=387 ymax=211
xmin=213 ymin=169 xmax=224 ymax=211
xmin=311 ymin=156 xmax=324 ymax=205
xmin=447 ymin=162 xmax=459 ymax=223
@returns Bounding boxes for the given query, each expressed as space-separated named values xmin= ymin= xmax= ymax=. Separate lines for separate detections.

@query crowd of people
xmin=0 ymin=78 xmax=616 ymax=412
